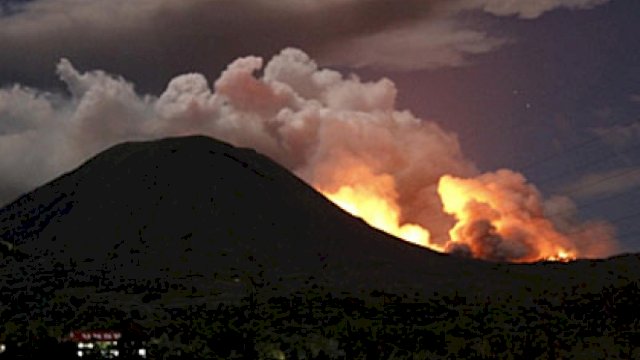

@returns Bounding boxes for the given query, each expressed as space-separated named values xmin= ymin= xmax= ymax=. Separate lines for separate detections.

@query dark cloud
xmin=563 ymin=167 xmax=640 ymax=200
xmin=591 ymin=121 xmax=640 ymax=149
xmin=0 ymin=0 xmax=35 ymax=15
xmin=0 ymin=0 xmax=610 ymax=93
xmin=0 ymin=0 xmax=440 ymax=93
xmin=456 ymin=0 xmax=609 ymax=19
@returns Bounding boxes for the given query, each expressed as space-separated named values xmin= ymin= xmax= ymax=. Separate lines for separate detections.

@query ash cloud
xmin=543 ymin=195 xmax=617 ymax=258
xmin=0 ymin=49 xmax=475 ymax=242
xmin=0 ymin=48 xmax=619 ymax=259
xmin=440 ymin=170 xmax=617 ymax=261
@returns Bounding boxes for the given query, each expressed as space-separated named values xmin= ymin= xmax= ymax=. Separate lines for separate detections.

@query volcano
xmin=0 ymin=135 xmax=492 ymax=294
xmin=1 ymin=136 xmax=639 ymax=358
xmin=1 ymin=135 xmax=638 ymax=294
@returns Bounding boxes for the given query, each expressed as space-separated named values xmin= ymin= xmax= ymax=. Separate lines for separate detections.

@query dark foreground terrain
xmin=0 ymin=136 xmax=638 ymax=359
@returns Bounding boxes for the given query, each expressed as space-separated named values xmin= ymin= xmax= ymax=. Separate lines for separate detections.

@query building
xmin=66 ymin=327 xmax=147 ymax=359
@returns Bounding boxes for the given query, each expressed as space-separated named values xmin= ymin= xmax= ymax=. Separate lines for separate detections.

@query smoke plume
xmin=0 ymin=48 xmax=618 ymax=261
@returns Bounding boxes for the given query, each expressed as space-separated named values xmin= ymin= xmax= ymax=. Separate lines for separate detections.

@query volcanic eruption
xmin=0 ymin=48 xmax=618 ymax=262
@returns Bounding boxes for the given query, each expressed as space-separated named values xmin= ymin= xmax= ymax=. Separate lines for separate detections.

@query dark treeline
xmin=1 ymin=279 xmax=639 ymax=359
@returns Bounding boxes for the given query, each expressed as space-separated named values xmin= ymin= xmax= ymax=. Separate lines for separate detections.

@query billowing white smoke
xmin=0 ymin=48 xmax=618 ymax=259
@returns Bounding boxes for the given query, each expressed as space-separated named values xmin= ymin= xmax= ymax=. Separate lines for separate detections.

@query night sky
xmin=1 ymin=0 xmax=639 ymax=254
xmin=385 ymin=1 xmax=640 ymax=252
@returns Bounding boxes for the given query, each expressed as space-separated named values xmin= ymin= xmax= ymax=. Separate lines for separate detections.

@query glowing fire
xmin=318 ymin=166 xmax=443 ymax=251
xmin=545 ymin=250 xmax=575 ymax=262
xmin=324 ymin=185 xmax=435 ymax=248
xmin=319 ymin=166 xmax=577 ymax=263
xmin=437 ymin=173 xmax=577 ymax=263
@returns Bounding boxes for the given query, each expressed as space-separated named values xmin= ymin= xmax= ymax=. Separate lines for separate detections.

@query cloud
xmin=0 ymin=0 xmax=610 ymax=91
xmin=542 ymin=195 xmax=617 ymax=258
xmin=319 ymin=19 xmax=508 ymax=70
xmin=0 ymin=0 xmax=439 ymax=91
xmin=629 ymin=94 xmax=640 ymax=103
xmin=0 ymin=84 xmax=72 ymax=204
xmin=456 ymin=0 xmax=610 ymax=19
xmin=590 ymin=121 xmax=640 ymax=149
xmin=0 ymin=48 xmax=618 ymax=259
xmin=563 ymin=167 xmax=640 ymax=200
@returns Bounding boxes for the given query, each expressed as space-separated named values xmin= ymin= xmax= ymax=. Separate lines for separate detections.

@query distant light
xmin=77 ymin=350 xmax=84 ymax=357
xmin=274 ymin=349 xmax=286 ymax=360
xmin=0 ymin=344 xmax=6 ymax=353
xmin=138 ymin=348 xmax=147 ymax=357
xmin=110 ymin=349 xmax=119 ymax=357
xmin=78 ymin=342 xmax=95 ymax=349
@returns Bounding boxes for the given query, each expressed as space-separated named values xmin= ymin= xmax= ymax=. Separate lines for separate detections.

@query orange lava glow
xmin=319 ymin=165 xmax=578 ymax=263
xmin=318 ymin=166 xmax=443 ymax=252
xmin=437 ymin=174 xmax=577 ymax=263
xmin=544 ymin=250 xmax=575 ymax=262
xmin=324 ymin=185 xmax=435 ymax=248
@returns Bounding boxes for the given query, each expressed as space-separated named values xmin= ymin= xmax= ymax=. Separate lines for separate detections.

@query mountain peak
xmin=1 ymin=135 xmax=467 ymax=294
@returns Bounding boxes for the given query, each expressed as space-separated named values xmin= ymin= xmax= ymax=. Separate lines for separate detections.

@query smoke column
xmin=0 ymin=48 xmax=618 ymax=261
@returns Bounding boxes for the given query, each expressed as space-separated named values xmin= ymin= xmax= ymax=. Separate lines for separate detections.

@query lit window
xmin=138 ymin=348 xmax=147 ymax=358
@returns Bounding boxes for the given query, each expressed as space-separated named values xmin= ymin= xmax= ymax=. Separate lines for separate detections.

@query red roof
xmin=68 ymin=330 xmax=122 ymax=342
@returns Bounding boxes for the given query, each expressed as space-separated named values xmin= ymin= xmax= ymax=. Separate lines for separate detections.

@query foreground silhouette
xmin=0 ymin=136 xmax=638 ymax=358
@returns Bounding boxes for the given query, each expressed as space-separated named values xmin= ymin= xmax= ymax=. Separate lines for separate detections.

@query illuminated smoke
xmin=438 ymin=170 xmax=578 ymax=262
xmin=0 ymin=48 xmax=618 ymax=261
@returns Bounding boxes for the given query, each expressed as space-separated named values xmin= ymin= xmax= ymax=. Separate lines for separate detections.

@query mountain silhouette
xmin=1 ymin=135 xmax=639 ymax=358
xmin=0 ymin=135 xmax=492 ymax=297
xmin=1 ymin=136 xmax=638 ymax=297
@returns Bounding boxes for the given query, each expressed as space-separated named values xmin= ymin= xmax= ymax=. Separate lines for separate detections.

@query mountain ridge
xmin=1 ymin=136 xmax=477 ymax=296
xmin=0 ymin=135 xmax=637 ymax=299
xmin=0 ymin=135 xmax=639 ymax=358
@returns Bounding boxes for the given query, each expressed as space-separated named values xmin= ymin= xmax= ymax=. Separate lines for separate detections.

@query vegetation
xmin=1 ymin=273 xmax=638 ymax=359
xmin=0 ymin=137 xmax=638 ymax=358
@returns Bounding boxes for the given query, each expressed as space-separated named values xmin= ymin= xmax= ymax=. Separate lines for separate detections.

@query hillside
xmin=0 ymin=136 xmax=492 ymax=294
xmin=0 ymin=135 xmax=638 ymax=358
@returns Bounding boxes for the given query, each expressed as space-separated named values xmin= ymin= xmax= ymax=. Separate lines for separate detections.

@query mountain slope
xmin=0 ymin=136 xmax=488 ymax=296
xmin=1 ymin=135 xmax=639 ymax=358
xmin=0 ymin=135 xmax=638 ymax=299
